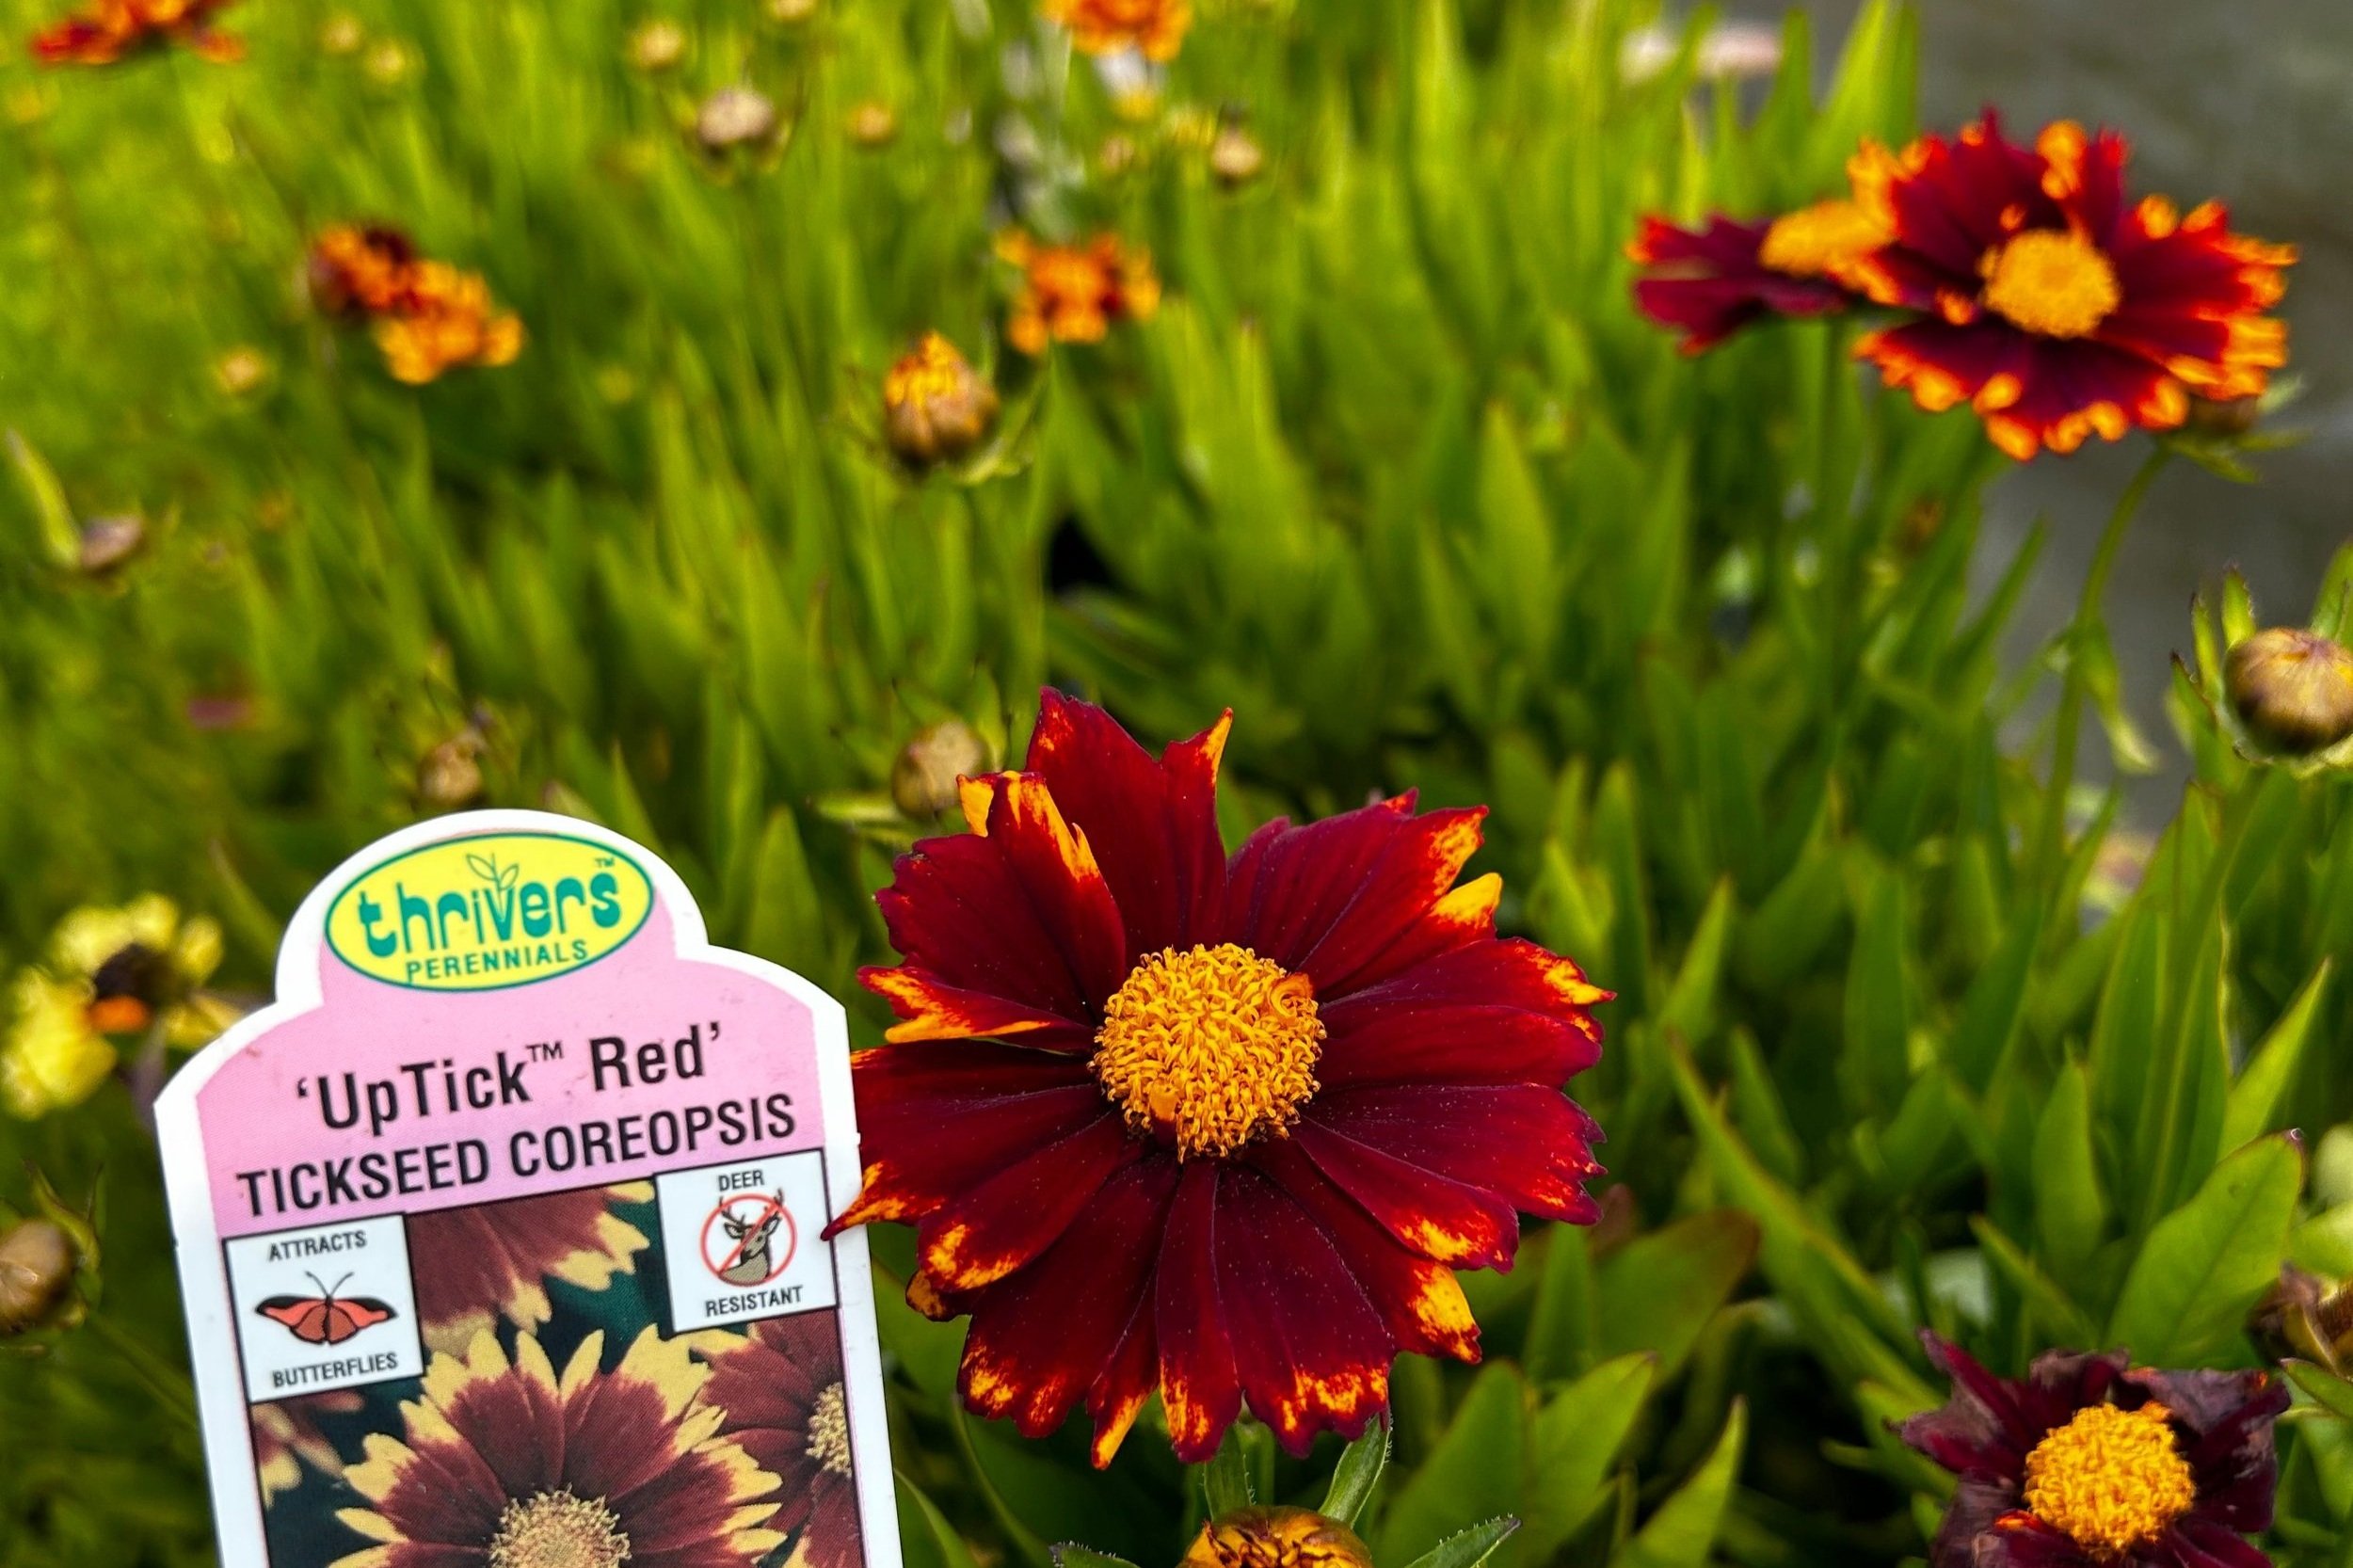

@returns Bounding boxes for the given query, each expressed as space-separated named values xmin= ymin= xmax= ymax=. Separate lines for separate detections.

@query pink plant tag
xmin=158 ymin=808 xmax=899 ymax=1568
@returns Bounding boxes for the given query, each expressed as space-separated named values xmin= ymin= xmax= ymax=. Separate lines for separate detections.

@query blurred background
xmin=1749 ymin=0 xmax=2353 ymax=821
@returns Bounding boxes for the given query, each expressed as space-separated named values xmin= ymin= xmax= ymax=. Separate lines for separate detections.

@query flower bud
xmin=2225 ymin=627 xmax=2353 ymax=756
xmin=628 ymin=20 xmax=686 ymax=72
xmin=0 ymin=1220 xmax=76 ymax=1336
xmin=883 ymin=334 xmax=1000 ymax=469
xmin=77 ymin=514 xmax=145 ymax=576
xmin=1209 ymin=124 xmax=1264 ymax=188
xmin=768 ymin=0 xmax=818 ymax=21
xmin=1181 ymin=1508 xmax=1374 ymax=1568
xmin=697 ymin=86 xmax=780 ymax=152
xmin=215 ymin=345 xmax=271 ymax=397
xmin=846 ymin=100 xmax=898 ymax=147
xmin=317 ymin=12 xmax=364 ymax=54
xmin=418 ymin=732 xmax=487 ymax=809
xmin=891 ymin=719 xmax=989 ymax=819
xmin=2187 ymin=394 xmax=2263 ymax=438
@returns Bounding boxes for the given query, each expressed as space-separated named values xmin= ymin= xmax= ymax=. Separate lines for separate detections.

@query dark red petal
xmin=1219 ymin=795 xmax=1494 ymax=995
xmin=1087 ymin=1292 xmax=1160 ymax=1467
xmin=918 ymin=1112 xmax=1141 ymax=1289
xmin=1309 ymin=1084 xmax=1604 ymax=1224
xmin=2040 ymin=122 xmax=2129 ymax=246
xmin=1973 ymin=1512 xmax=2099 ymax=1568
xmin=979 ymin=774 xmax=1130 ymax=1006
xmin=1210 ymin=1166 xmax=1391 ymax=1457
xmin=955 ymin=1157 xmax=1178 ymax=1447
xmin=2159 ymin=1514 xmax=2274 ymax=1568
xmin=1155 ymin=1162 xmax=1243 ymax=1462
xmin=1252 ymin=1137 xmax=1480 ymax=1361
xmin=1024 ymin=690 xmax=1232 ymax=958
xmin=1320 ymin=938 xmax=1607 ymax=1089
xmin=1289 ymin=1117 xmax=1518 ymax=1270
xmin=830 ymin=1045 xmax=1101 ymax=1231
xmin=1628 ymin=214 xmax=1773 ymax=269
xmin=2126 ymin=1368 xmax=2287 ymax=1532
xmin=1924 ymin=1481 xmax=2033 ymax=1568
xmin=860 ymin=966 xmax=1093 ymax=1050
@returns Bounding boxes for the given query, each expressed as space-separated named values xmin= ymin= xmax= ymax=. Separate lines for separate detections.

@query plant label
xmin=158 ymin=808 xmax=900 ymax=1568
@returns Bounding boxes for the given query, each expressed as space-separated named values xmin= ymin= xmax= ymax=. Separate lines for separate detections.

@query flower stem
xmin=2028 ymin=446 xmax=2171 ymax=896
xmin=85 ymin=1309 xmax=199 ymax=1430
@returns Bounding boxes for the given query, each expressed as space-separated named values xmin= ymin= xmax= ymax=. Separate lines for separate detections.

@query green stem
xmin=85 ymin=1310 xmax=199 ymax=1429
xmin=2028 ymin=446 xmax=2172 ymax=893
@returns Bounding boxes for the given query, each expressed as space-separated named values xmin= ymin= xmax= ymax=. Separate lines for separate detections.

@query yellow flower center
xmin=1759 ymin=200 xmax=1884 ymax=278
xmin=488 ymin=1489 xmax=632 ymax=1568
xmin=1093 ymin=944 xmax=1324 ymax=1160
xmin=1980 ymin=229 xmax=2121 ymax=339
xmin=2022 ymin=1403 xmax=2196 ymax=1558
xmin=808 ymin=1381 xmax=853 ymax=1478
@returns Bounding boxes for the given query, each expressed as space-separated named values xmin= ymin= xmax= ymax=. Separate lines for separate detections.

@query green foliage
xmin=2 ymin=0 xmax=2351 ymax=1564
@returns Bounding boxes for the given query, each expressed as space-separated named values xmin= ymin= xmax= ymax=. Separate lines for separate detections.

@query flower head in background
xmin=999 ymin=232 xmax=1161 ymax=355
xmin=406 ymin=1184 xmax=653 ymax=1355
xmin=1899 ymin=1334 xmax=2286 ymax=1568
xmin=697 ymin=1314 xmax=865 ymax=1568
xmin=309 ymin=225 xmax=420 ymax=317
xmin=1629 ymin=200 xmax=1883 ymax=352
xmin=1848 ymin=114 xmax=2294 ymax=459
xmin=1044 ymin=0 xmax=1191 ymax=62
xmin=834 ymin=692 xmax=1607 ymax=1464
xmin=372 ymin=262 xmax=525 ymax=384
xmin=253 ymin=1391 xmax=364 ymax=1505
xmin=2 ymin=895 xmax=234 ymax=1118
xmin=2223 ymin=628 xmax=2353 ymax=760
xmin=883 ymin=333 xmax=1000 ymax=469
xmin=336 ymin=1329 xmax=780 ymax=1568
xmin=31 ymin=0 xmax=240 ymax=65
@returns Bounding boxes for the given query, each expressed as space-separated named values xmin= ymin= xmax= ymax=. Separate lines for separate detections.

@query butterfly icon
xmin=255 ymin=1273 xmax=399 ymax=1346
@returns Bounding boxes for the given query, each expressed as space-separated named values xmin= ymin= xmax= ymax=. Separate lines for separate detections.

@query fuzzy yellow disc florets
xmin=1760 ymin=200 xmax=1884 ymax=279
xmin=488 ymin=1487 xmax=632 ymax=1568
xmin=1981 ymin=229 xmax=2121 ymax=339
xmin=2022 ymin=1402 xmax=2195 ymax=1557
xmin=1093 ymin=944 xmax=1324 ymax=1160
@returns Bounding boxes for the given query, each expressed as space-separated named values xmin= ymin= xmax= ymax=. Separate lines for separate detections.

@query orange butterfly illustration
xmin=255 ymin=1273 xmax=399 ymax=1346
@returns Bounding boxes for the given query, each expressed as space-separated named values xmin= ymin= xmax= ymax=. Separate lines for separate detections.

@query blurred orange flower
xmin=999 ymin=232 xmax=1160 ymax=356
xmin=308 ymin=225 xmax=420 ymax=318
xmin=374 ymin=262 xmax=526 ymax=385
xmin=31 ymin=0 xmax=240 ymax=64
xmin=1042 ymin=0 xmax=1190 ymax=61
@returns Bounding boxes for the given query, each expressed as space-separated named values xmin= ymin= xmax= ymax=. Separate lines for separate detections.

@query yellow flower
xmin=2 ymin=895 xmax=237 ymax=1118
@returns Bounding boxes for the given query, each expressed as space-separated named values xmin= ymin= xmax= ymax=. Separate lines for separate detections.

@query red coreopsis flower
xmin=406 ymin=1183 xmax=653 ymax=1356
xmin=1629 ymin=200 xmax=1886 ymax=352
xmin=31 ymin=0 xmax=239 ymax=64
xmin=1042 ymin=0 xmax=1191 ymax=61
xmin=1846 ymin=114 xmax=2295 ymax=459
xmin=1898 ymin=1334 xmax=2288 ymax=1568
xmin=830 ymin=692 xmax=1609 ymax=1465
xmin=697 ymin=1314 xmax=865 ymax=1568
xmin=998 ymin=232 xmax=1161 ymax=356
xmin=337 ymin=1329 xmax=781 ymax=1568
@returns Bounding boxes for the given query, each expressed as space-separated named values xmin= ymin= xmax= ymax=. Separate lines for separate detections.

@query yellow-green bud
xmin=892 ymin=720 xmax=989 ymax=820
xmin=2225 ymin=627 xmax=2353 ymax=756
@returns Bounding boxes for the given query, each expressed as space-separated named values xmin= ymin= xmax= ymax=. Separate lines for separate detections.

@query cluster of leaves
xmin=4 ymin=0 xmax=2352 ymax=1565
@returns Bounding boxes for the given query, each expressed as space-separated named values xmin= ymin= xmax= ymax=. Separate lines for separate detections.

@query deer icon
xmin=716 ymin=1194 xmax=788 ymax=1287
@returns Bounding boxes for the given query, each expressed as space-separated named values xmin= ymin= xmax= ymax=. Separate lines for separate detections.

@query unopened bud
xmin=768 ymin=0 xmax=819 ymax=23
xmin=0 ymin=1221 xmax=76 ymax=1336
xmin=697 ymin=86 xmax=780 ymax=152
xmin=418 ymin=733 xmax=487 ymax=808
xmin=883 ymin=334 xmax=999 ymax=469
xmin=2226 ymin=627 xmax=2353 ymax=756
xmin=77 ymin=515 xmax=146 ymax=576
xmin=628 ymin=20 xmax=687 ymax=72
xmin=846 ymin=100 xmax=898 ymax=147
xmin=215 ymin=345 xmax=271 ymax=397
xmin=2188 ymin=395 xmax=2263 ymax=438
xmin=1209 ymin=125 xmax=1264 ymax=188
xmin=1181 ymin=1508 xmax=1374 ymax=1568
xmin=892 ymin=720 xmax=990 ymax=819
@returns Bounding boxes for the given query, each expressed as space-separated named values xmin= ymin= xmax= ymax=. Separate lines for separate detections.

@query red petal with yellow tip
xmin=915 ymin=1112 xmax=1138 ymax=1289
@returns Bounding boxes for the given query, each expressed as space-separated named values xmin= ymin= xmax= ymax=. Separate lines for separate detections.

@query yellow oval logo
xmin=325 ymin=832 xmax=656 ymax=991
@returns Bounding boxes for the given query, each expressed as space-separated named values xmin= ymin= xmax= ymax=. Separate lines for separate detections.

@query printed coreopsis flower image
xmin=697 ymin=1313 xmax=865 ymax=1568
xmin=2 ymin=895 xmax=237 ymax=1118
xmin=252 ymin=1391 xmax=364 ymax=1505
xmin=31 ymin=0 xmax=241 ymax=65
xmin=1629 ymin=200 xmax=1885 ymax=352
xmin=405 ymin=1184 xmax=654 ymax=1355
xmin=335 ymin=1329 xmax=782 ymax=1568
xmin=1845 ymin=114 xmax=2295 ymax=459
xmin=833 ymin=692 xmax=1608 ymax=1464
xmin=1042 ymin=0 xmax=1191 ymax=62
xmin=998 ymin=232 xmax=1161 ymax=356
xmin=1899 ymin=1334 xmax=2288 ymax=1568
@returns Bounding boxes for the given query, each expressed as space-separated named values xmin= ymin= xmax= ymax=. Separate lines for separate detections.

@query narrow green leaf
xmin=1401 ymin=1518 xmax=1521 ymax=1568
xmin=4 ymin=429 xmax=79 ymax=568
xmin=1607 ymin=1402 xmax=1748 ymax=1568
xmin=2107 ymin=1135 xmax=2303 ymax=1366
xmin=1593 ymin=1211 xmax=1759 ymax=1379
xmin=2285 ymin=1362 xmax=2353 ymax=1423
xmin=2033 ymin=1062 xmax=2108 ymax=1265
xmin=2224 ymin=961 xmax=2331 ymax=1150
xmin=1374 ymin=1364 xmax=1525 ymax=1567
xmin=1520 ymin=1354 xmax=1657 ymax=1562
xmin=1319 ymin=1417 xmax=1389 ymax=1527
xmin=1201 ymin=1424 xmax=1255 ymax=1516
